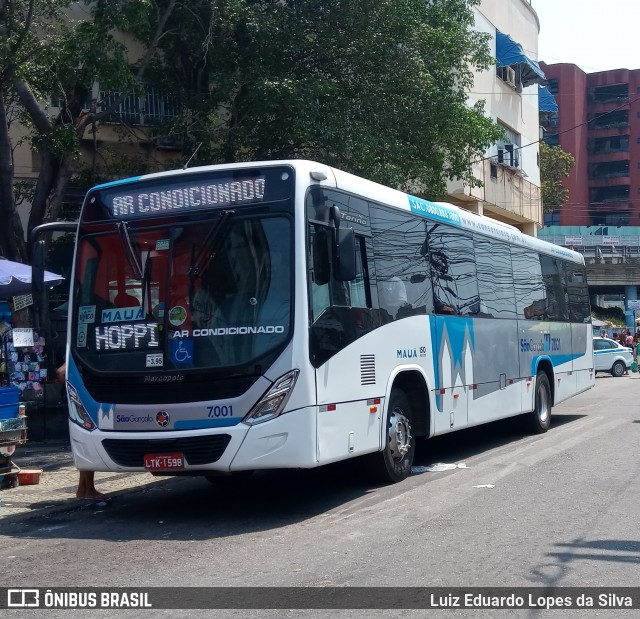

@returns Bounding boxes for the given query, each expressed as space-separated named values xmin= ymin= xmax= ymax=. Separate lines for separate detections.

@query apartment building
xmin=540 ymin=63 xmax=640 ymax=227
xmin=447 ymin=0 xmax=546 ymax=235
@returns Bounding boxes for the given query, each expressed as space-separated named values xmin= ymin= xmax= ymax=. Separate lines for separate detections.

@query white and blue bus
xmin=43 ymin=160 xmax=595 ymax=483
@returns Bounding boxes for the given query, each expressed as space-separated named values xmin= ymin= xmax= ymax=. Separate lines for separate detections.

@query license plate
xmin=144 ymin=453 xmax=184 ymax=471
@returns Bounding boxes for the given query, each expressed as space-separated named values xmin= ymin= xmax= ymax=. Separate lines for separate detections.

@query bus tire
xmin=529 ymin=371 xmax=552 ymax=434
xmin=611 ymin=360 xmax=626 ymax=377
xmin=369 ymin=389 xmax=415 ymax=484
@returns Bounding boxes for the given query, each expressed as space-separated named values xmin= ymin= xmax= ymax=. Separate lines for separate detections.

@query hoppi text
xmin=94 ymin=323 xmax=159 ymax=350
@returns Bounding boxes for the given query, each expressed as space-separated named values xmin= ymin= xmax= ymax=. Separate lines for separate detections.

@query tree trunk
xmin=27 ymin=151 xmax=59 ymax=253
xmin=45 ymin=151 xmax=75 ymax=225
xmin=0 ymin=90 xmax=27 ymax=261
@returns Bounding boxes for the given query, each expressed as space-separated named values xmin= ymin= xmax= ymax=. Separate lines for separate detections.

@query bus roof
xmin=90 ymin=159 xmax=583 ymax=265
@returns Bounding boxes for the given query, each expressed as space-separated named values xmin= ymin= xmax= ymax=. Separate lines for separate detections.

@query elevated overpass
xmin=539 ymin=227 xmax=640 ymax=327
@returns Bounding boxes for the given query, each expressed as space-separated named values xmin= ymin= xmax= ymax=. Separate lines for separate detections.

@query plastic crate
xmin=18 ymin=469 xmax=42 ymax=485
xmin=0 ymin=416 xmax=27 ymax=445
xmin=0 ymin=386 xmax=20 ymax=420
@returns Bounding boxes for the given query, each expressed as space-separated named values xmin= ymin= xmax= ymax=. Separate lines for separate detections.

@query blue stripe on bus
xmin=531 ymin=353 xmax=585 ymax=376
xmin=408 ymin=196 xmax=462 ymax=227
xmin=173 ymin=418 xmax=242 ymax=430
xmin=91 ymin=176 xmax=143 ymax=190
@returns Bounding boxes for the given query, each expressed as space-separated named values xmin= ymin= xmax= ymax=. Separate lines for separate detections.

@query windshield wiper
xmin=116 ymin=221 xmax=143 ymax=279
xmin=141 ymin=250 xmax=153 ymax=316
xmin=188 ymin=209 xmax=235 ymax=310
xmin=189 ymin=210 xmax=235 ymax=279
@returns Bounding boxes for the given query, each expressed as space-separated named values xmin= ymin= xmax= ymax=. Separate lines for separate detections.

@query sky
xmin=532 ymin=0 xmax=640 ymax=73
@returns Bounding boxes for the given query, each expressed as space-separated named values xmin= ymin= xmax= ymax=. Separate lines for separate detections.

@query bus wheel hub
xmin=388 ymin=411 xmax=412 ymax=460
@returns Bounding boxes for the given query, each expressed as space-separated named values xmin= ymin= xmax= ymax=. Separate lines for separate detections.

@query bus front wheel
xmin=369 ymin=389 xmax=415 ymax=484
xmin=528 ymin=372 xmax=552 ymax=434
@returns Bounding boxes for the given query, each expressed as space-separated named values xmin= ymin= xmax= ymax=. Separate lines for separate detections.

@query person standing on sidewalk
xmin=55 ymin=364 xmax=108 ymax=501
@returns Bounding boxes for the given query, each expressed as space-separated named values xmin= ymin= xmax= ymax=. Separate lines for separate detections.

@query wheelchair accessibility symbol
xmin=171 ymin=339 xmax=194 ymax=366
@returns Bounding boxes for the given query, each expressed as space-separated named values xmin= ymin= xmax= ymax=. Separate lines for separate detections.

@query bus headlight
xmin=66 ymin=382 xmax=96 ymax=431
xmin=243 ymin=370 xmax=299 ymax=425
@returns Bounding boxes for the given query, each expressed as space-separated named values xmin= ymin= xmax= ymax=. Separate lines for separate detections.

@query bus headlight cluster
xmin=243 ymin=370 xmax=299 ymax=425
xmin=66 ymin=382 xmax=96 ymax=431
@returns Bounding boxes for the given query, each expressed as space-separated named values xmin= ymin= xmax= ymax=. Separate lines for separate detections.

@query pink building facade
xmin=540 ymin=63 xmax=640 ymax=226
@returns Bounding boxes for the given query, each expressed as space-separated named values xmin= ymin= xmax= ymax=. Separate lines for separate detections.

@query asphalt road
xmin=1 ymin=373 xmax=639 ymax=618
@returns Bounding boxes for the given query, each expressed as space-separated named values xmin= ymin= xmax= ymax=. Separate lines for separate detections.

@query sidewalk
xmin=0 ymin=442 xmax=155 ymax=519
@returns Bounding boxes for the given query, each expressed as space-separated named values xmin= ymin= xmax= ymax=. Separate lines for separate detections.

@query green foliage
xmin=2 ymin=0 xmax=506 ymax=263
xmin=140 ymin=0 xmax=502 ymax=196
xmin=32 ymin=124 xmax=78 ymax=158
xmin=540 ymin=142 xmax=575 ymax=212
xmin=591 ymin=305 xmax=626 ymax=327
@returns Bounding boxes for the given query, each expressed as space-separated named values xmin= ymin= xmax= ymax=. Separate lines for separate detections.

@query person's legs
xmin=76 ymin=470 xmax=107 ymax=500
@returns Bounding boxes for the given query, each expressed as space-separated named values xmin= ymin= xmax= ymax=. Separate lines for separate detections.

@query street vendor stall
xmin=0 ymin=258 xmax=64 ymax=486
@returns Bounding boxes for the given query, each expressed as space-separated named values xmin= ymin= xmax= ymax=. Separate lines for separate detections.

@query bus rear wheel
xmin=369 ymin=389 xmax=415 ymax=484
xmin=528 ymin=371 xmax=551 ymax=434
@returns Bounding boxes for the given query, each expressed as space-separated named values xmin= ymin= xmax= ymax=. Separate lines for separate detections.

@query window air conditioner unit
xmin=505 ymin=144 xmax=515 ymax=167
xmin=505 ymin=66 xmax=517 ymax=89
xmin=497 ymin=144 xmax=519 ymax=168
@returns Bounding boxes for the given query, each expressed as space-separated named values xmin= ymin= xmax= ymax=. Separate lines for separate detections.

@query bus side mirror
xmin=333 ymin=227 xmax=356 ymax=282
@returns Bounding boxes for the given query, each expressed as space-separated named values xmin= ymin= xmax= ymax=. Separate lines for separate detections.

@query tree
xmin=140 ymin=0 xmax=503 ymax=196
xmin=539 ymin=142 xmax=575 ymax=212
xmin=0 ymin=0 xmax=176 ymax=261
xmin=2 ymin=0 xmax=504 ymax=262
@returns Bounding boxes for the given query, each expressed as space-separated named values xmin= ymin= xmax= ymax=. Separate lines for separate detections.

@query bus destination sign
xmin=101 ymin=176 xmax=267 ymax=218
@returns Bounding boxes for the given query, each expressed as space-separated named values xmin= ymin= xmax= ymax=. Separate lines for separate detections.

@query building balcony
xmin=589 ymin=175 xmax=631 ymax=187
xmin=589 ymin=150 xmax=630 ymax=162
xmin=588 ymin=121 xmax=630 ymax=133
xmin=589 ymin=98 xmax=630 ymax=111
xmin=588 ymin=200 xmax=631 ymax=211
xmin=588 ymin=83 xmax=629 ymax=105
xmin=588 ymin=109 xmax=629 ymax=132
xmin=447 ymin=159 xmax=542 ymax=228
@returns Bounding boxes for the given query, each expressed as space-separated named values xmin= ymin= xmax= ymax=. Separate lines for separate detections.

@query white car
xmin=593 ymin=337 xmax=633 ymax=377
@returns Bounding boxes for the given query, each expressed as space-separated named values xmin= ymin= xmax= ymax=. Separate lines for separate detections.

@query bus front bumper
xmin=69 ymin=406 xmax=318 ymax=473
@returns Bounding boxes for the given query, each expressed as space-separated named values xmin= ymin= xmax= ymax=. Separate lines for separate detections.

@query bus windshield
xmin=72 ymin=214 xmax=292 ymax=374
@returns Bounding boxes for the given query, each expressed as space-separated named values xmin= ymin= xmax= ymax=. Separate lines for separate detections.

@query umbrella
xmin=0 ymin=258 xmax=64 ymax=300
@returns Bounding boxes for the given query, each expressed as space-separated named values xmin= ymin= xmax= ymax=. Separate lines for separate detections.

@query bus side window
xmin=474 ymin=236 xmax=517 ymax=319
xmin=309 ymin=225 xmax=369 ymax=322
xmin=511 ymin=246 xmax=546 ymax=320
xmin=540 ymin=255 xmax=569 ymax=321
xmin=310 ymin=225 xmax=331 ymax=321
xmin=565 ymin=264 xmax=591 ymax=323
xmin=425 ymin=224 xmax=479 ymax=316
xmin=348 ymin=237 xmax=368 ymax=309
xmin=370 ymin=203 xmax=433 ymax=320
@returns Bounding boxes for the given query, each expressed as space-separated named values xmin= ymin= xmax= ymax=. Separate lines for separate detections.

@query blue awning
xmin=496 ymin=31 xmax=546 ymax=87
xmin=538 ymin=85 xmax=558 ymax=113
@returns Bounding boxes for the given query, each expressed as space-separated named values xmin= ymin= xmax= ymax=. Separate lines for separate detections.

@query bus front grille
xmin=102 ymin=435 xmax=232 ymax=467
